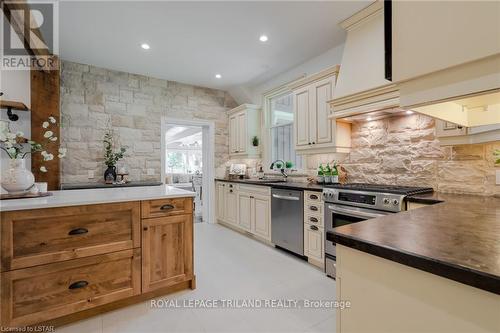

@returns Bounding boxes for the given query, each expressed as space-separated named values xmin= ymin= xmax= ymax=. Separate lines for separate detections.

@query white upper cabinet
xmin=228 ymin=104 xmax=261 ymax=158
xmin=392 ymin=1 xmax=500 ymax=83
xmin=290 ymin=66 xmax=351 ymax=155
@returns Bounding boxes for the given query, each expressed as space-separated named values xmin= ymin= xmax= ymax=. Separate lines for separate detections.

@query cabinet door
xmin=304 ymin=225 xmax=324 ymax=261
xmin=252 ymin=195 xmax=271 ymax=241
xmin=312 ymin=76 xmax=335 ymax=144
xmin=237 ymin=112 xmax=247 ymax=153
xmin=224 ymin=187 xmax=238 ymax=225
xmin=216 ymin=183 xmax=225 ymax=221
xmin=237 ymin=192 xmax=252 ymax=232
xmin=142 ymin=214 xmax=193 ymax=293
xmin=229 ymin=115 xmax=238 ymax=153
xmin=294 ymin=87 xmax=310 ymax=146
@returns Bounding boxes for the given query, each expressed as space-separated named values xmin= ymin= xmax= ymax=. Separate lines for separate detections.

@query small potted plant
xmin=324 ymin=163 xmax=332 ymax=184
xmin=252 ymin=136 xmax=259 ymax=147
xmin=285 ymin=161 xmax=293 ymax=173
xmin=103 ymin=131 xmax=126 ymax=182
xmin=275 ymin=162 xmax=283 ymax=170
xmin=317 ymin=164 xmax=325 ymax=183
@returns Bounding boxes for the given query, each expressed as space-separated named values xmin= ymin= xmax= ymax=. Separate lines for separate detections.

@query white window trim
xmin=261 ymin=77 xmax=306 ymax=173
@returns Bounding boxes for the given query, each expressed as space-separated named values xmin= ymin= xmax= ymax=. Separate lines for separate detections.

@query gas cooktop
xmin=323 ymin=183 xmax=434 ymax=196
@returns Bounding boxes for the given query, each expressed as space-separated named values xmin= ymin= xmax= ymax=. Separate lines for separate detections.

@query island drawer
xmin=0 ymin=202 xmax=141 ymax=271
xmin=0 ymin=249 xmax=141 ymax=327
xmin=141 ymin=197 xmax=193 ymax=219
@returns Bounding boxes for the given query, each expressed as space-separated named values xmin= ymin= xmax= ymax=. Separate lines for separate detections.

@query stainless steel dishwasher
xmin=271 ymin=188 xmax=304 ymax=256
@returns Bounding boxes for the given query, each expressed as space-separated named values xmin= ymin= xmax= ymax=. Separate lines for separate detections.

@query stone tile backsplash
xmin=307 ymin=114 xmax=500 ymax=196
xmin=60 ymin=61 xmax=237 ymax=184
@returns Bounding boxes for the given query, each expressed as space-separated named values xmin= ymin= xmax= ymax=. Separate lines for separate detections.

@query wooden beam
xmin=30 ymin=56 xmax=60 ymax=190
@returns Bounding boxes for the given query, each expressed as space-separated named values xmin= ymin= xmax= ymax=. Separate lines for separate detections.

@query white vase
xmin=1 ymin=159 xmax=35 ymax=193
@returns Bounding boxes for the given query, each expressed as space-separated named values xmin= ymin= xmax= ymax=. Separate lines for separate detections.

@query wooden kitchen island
xmin=0 ymin=185 xmax=196 ymax=329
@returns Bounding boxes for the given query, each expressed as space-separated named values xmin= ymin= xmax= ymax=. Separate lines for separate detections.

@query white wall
xmin=229 ymin=44 xmax=345 ymax=105
xmin=0 ymin=70 xmax=32 ymax=172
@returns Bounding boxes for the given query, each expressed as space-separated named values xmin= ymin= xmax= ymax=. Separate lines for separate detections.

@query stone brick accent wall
xmin=60 ymin=61 xmax=236 ymax=184
xmin=308 ymin=114 xmax=499 ymax=195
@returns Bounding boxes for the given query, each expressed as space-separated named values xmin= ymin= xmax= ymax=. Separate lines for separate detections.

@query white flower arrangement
xmin=0 ymin=116 xmax=66 ymax=173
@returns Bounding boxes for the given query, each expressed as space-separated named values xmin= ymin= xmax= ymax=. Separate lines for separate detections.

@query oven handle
xmin=327 ymin=205 xmax=388 ymax=219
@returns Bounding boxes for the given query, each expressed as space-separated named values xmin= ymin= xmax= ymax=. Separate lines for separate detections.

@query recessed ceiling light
xmin=141 ymin=43 xmax=150 ymax=50
xmin=406 ymin=110 xmax=414 ymax=115
xmin=366 ymin=116 xmax=373 ymax=121
xmin=259 ymin=35 xmax=268 ymax=42
xmin=215 ymin=74 xmax=222 ymax=79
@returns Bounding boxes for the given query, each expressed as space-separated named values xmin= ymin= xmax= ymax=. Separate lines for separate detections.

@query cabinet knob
xmin=308 ymin=142 xmax=311 ymax=145
xmin=310 ymin=206 xmax=318 ymax=211
xmin=143 ymin=227 xmax=148 ymax=231
xmin=229 ymin=189 xmax=233 ymax=193
xmin=310 ymin=217 xmax=318 ymax=223
xmin=312 ymin=142 xmax=316 ymax=144
xmin=310 ymin=225 xmax=319 ymax=231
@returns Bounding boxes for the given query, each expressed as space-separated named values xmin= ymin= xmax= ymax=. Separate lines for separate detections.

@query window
xmin=165 ymin=125 xmax=203 ymax=174
xmin=269 ymin=92 xmax=303 ymax=169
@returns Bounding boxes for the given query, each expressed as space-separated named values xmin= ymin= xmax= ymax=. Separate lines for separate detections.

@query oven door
xmin=324 ymin=204 xmax=390 ymax=257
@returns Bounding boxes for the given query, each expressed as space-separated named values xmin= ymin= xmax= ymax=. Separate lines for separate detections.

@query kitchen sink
xmin=242 ymin=179 xmax=286 ymax=183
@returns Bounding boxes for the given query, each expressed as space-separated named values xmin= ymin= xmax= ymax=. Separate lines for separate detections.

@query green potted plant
xmin=252 ymin=136 xmax=259 ymax=147
xmin=324 ymin=163 xmax=332 ymax=184
xmin=285 ymin=161 xmax=293 ymax=172
xmin=103 ymin=131 xmax=127 ymax=182
xmin=317 ymin=164 xmax=325 ymax=183
xmin=275 ymin=162 xmax=283 ymax=170
xmin=332 ymin=162 xmax=339 ymax=183
xmin=494 ymin=149 xmax=500 ymax=166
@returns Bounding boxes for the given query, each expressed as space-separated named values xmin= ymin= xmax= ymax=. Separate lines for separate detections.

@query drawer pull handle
xmin=310 ymin=195 xmax=318 ymax=200
xmin=160 ymin=204 xmax=175 ymax=210
xmin=310 ymin=217 xmax=318 ymax=223
xmin=68 ymin=228 xmax=88 ymax=236
xmin=69 ymin=280 xmax=88 ymax=290
xmin=310 ymin=225 xmax=319 ymax=231
xmin=310 ymin=206 xmax=318 ymax=211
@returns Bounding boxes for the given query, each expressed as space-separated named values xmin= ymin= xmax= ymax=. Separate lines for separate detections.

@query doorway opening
xmin=162 ymin=118 xmax=215 ymax=224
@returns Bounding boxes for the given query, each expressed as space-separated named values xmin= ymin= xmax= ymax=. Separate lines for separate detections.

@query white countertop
xmin=0 ymin=185 xmax=196 ymax=212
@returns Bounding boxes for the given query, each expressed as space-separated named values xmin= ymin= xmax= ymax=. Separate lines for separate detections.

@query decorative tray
xmin=0 ymin=192 xmax=53 ymax=200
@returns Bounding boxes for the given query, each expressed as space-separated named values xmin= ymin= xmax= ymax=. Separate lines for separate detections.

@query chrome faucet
xmin=270 ymin=159 xmax=288 ymax=179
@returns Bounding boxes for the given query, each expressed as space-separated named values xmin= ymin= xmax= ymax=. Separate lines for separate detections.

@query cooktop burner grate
xmin=323 ymin=183 xmax=434 ymax=196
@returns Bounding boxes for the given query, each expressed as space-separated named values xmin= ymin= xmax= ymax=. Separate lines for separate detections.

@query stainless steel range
xmin=323 ymin=184 xmax=433 ymax=278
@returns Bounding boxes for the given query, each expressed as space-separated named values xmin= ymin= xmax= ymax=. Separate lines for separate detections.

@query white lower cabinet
xmin=216 ymin=182 xmax=271 ymax=242
xmin=304 ymin=191 xmax=325 ymax=268
xmin=252 ymin=194 xmax=271 ymax=240
xmin=237 ymin=192 xmax=252 ymax=232
xmin=304 ymin=224 xmax=324 ymax=261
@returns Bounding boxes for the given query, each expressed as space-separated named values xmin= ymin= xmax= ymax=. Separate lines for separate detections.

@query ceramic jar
xmin=1 ymin=159 xmax=35 ymax=193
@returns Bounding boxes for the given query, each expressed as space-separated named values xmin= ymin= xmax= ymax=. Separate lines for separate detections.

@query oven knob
xmin=383 ymin=198 xmax=390 ymax=205
xmin=392 ymin=199 xmax=399 ymax=206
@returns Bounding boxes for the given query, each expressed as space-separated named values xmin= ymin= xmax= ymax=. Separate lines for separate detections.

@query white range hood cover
xmin=329 ymin=1 xmax=399 ymax=119
xmin=400 ymin=54 xmax=500 ymax=127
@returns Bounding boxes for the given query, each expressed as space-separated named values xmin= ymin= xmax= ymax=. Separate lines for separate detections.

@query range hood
xmin=399 ymin=54 xmax=500 ymax=127
xmin=329 ymin=1 xmax=399 ymax=120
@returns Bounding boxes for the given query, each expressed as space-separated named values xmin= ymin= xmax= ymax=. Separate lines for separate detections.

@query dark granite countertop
xmin=332 ymin=193 xmax=500 ymax=294
xmin=214 ymin=178 xmax=325 ymax=192
xmin=61 ymin=181 xmax=163 ymax=190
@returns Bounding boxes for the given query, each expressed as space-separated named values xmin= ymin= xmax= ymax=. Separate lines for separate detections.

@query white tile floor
xmin=56 ymin=223 xmax=336 ymax=333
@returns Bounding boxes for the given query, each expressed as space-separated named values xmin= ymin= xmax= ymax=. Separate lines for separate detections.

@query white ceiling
xmin=59 ymin=1 xmax=370 ymax=90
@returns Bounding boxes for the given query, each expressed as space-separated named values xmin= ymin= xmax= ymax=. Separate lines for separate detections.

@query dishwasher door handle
xmin=272 ymin=194 xmax=300 ymax=201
